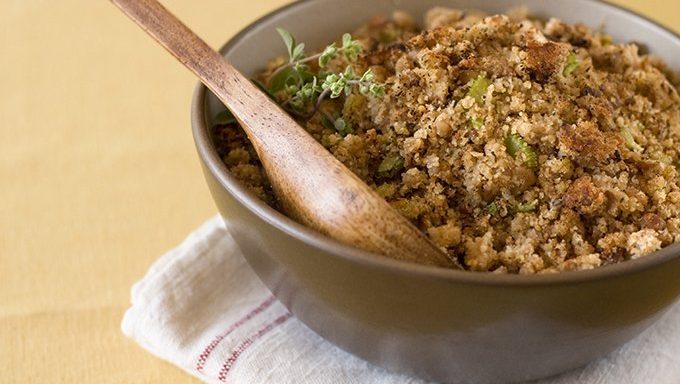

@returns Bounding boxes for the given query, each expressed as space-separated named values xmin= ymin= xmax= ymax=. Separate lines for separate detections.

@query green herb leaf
xmin=214 ymin=109 xmax=236 ymax=126
xmin=289 ymin=77 xmax=322 ymax=111
xmin=285 ymin=83 xmax=300 ymax=96
xmin=343 ymin=66 xmax=355 ymax=78
xmin=512 ymin=200 xmax=538 ymax=214
xmin=320 ymin=114 xmax=335 ymax=130
xmin=369 ymin=83 xmax=385 ymax=97
xmin=563 ymin=52 xmax=579 ymax=76
xmin=277 ymin=28 xmax=297 ymax=62
xmin=342 ymin=33 xmax=352 ymax=48
xmin=292 ymin=43 xmax=306 ymax=62
xmin=486 ymin=202 xmax=498 ymax=215
xmin=335 ymin=118 xmax=351 ymax=136
xmin=288 ymin=97 xmax=305 ymax=111
xmin=268 ymin=66 xmax=295 ymax=93
xmin=341 ymin=33 xmax=362 ymax=62
xmin=318 ymin=44 xmax=337 ymax=68
xmin=295 ymin=64 xmax=315 ymax=83
xmin=470 ymin=117 xmax=484 ymax=129
xmin=359 ymin=69 xmax=374 ymax=82
xmin=322 ymin=73 xmax=345 ymax=98
xmin=505 ymin=134 xmax=538 ymax=168
xmin=468 ymin=74 xmax=492 ymax=104
xmin=378 ymin=153 xmax=404 ymax=174
xmin=270 ymin=29 xmax=382 ymax=118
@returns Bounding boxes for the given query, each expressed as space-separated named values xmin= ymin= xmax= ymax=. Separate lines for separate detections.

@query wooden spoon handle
xmin=110 ymin=0 xmax=458 ymax=268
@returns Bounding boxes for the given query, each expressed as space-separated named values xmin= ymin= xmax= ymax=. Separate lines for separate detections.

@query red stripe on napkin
xmin=218 ymin=312 xmax=293 ymax=382
xmin=196 ymin=295 xmax=276 ymax=371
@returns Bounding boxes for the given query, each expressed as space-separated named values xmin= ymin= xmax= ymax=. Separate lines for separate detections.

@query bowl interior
xmin=197 ymin=0 xmax=680 ymax=281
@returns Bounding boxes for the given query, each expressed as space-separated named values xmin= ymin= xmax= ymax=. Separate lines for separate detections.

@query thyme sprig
xmin=270 ymin=30 xmax=363 ymax=80
xmin=212 ymin=29 xmax=385 ymax=137
xmin=266 ymin=29 xmax=384 ymax=134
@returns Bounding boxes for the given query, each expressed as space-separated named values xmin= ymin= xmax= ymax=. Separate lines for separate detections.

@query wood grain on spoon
xmin=110 ymin=0 xmax=458 ymax=268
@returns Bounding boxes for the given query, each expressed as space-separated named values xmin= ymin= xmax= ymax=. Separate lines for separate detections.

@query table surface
xmin=1 ymin=0 xmax=678 ymax=382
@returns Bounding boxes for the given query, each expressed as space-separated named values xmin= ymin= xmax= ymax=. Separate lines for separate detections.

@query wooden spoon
xmin=110 ymin=0 xmax=458 ymax=268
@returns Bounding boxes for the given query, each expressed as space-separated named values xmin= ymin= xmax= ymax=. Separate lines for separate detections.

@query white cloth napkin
xmin=122 ymin=215 xmax=680 ymax=384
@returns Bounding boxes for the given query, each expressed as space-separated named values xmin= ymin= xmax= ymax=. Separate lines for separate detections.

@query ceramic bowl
xmin=191 ymin=1 xmax=680 ymax=382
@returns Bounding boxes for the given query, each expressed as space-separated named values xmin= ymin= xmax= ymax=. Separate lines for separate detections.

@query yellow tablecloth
xmin=1 ymin=1 xmax=678 ymax=382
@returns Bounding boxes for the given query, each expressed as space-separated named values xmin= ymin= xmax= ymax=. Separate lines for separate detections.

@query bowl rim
xmin=191 ymin=0 xmax=680 ymax=287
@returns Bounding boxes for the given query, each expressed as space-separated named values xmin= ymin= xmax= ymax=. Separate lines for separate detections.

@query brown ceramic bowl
xmin=192 ymin=1 xmax=680 ymax=382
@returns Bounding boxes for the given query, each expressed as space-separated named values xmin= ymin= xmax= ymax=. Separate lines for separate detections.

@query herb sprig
xmin=266 ymin=29 xmax=385 ymax=134
xmin=212 ymin=29 xmax=385 ymax=137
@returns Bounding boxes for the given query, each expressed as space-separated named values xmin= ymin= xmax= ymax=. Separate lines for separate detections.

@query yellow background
xmin=1 ymin=0 xmax=677 ymax=382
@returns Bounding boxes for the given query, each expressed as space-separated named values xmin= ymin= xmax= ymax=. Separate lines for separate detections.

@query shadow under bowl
xmin=191 ymin=0 xmax=680 ymax=382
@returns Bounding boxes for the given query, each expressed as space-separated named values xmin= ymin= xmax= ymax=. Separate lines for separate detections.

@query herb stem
xmin=311 ymin=88 xmax=332 ymax=117
xmin=269 ymin=52 xmax=323 ymax=81
xmin=307 ymin=81 xmax=371 ymax=119
xmin=346 ymin=79 xmax=370 ymax=87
